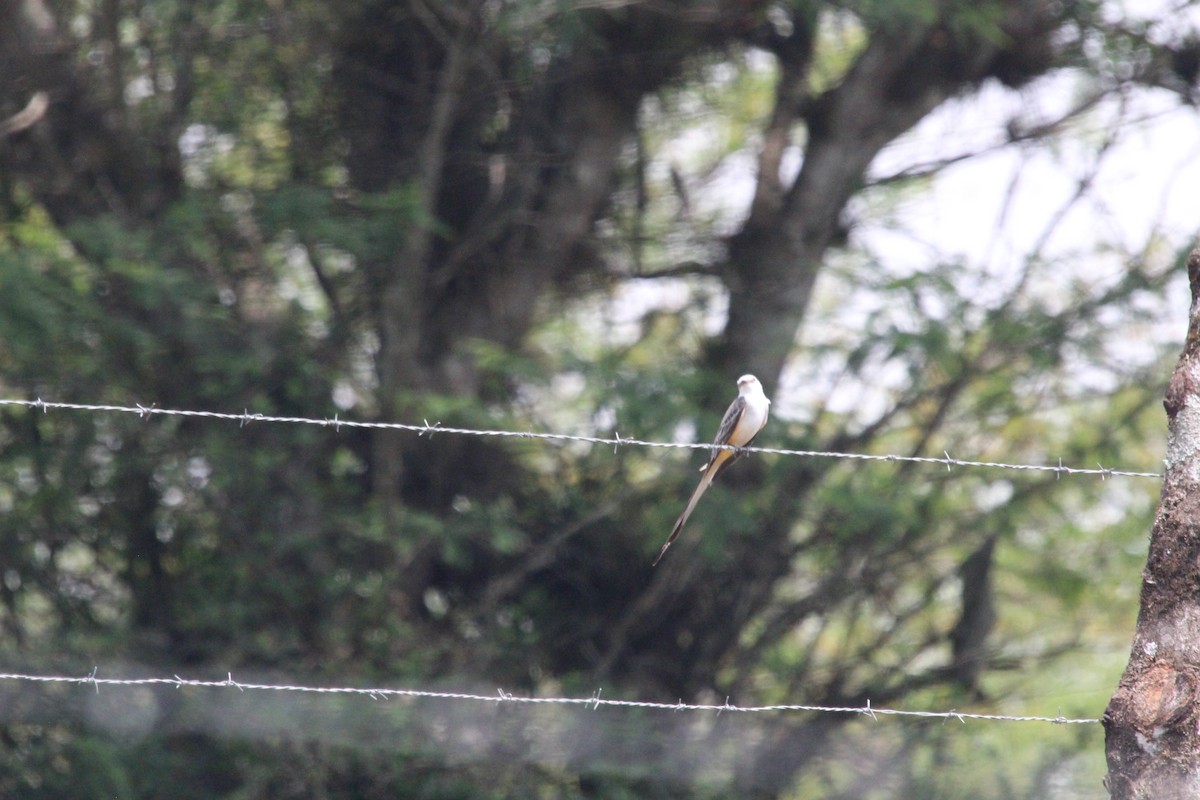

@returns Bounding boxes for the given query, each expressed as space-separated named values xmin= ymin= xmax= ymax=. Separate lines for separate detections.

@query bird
xmin=653 ymin=374 xmax=770 ymax=565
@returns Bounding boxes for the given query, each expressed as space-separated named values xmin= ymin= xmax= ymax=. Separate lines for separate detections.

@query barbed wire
xmin=0 ymin=397 xmax=1162 ymax=479
xmin=0 ymin=671 xmax=1097 ymax=725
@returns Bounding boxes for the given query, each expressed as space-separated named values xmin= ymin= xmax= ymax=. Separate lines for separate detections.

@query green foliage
xmin=0 ymin=0 xmax=1185 ymax=797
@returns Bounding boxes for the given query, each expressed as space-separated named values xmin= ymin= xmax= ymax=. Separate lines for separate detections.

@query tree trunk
xmin=717 ymin=0 xmax=1061 ymax=383
xmin=1103 ymin=248 xmax=1200 ymax=799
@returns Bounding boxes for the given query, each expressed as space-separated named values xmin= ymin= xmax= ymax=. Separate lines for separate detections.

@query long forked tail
xmin=653 ymin=469 xmax=716 ymax=566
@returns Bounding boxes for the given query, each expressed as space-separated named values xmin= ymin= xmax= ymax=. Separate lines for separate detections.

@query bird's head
xmin=737 ymin=374 xmax=761 ymax=393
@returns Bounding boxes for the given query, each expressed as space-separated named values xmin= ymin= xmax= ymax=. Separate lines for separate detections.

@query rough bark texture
xmin=1104 ymin=248 xmax=1200 ymax=799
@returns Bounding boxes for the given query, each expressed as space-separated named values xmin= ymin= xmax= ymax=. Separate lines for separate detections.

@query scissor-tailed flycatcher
xmin=653 ymin=374 xmax=770 ymax=566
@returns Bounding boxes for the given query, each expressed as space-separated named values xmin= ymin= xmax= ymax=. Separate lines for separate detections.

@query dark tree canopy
xmin=0 ymin=0 xmax=1195 ymax=797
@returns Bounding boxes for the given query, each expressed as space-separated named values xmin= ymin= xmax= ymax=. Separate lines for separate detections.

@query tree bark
xmin=1104 ymin=248 xmax=1200 ymax=799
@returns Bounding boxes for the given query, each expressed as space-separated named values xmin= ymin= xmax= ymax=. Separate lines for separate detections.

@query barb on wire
xmin=0 ymin=671 xmax=1098 ymax=725
xmin=0 ymin=398 xmax=1162 ymax=479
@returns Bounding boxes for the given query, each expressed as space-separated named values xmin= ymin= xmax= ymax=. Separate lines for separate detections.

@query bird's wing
xmin=654 ymin=454 xmax=727 ymax=566
xmin=700 ymin=395 xmax=746 ymax=473
xmin=655 ymin=394 xmax=764 ymax=566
